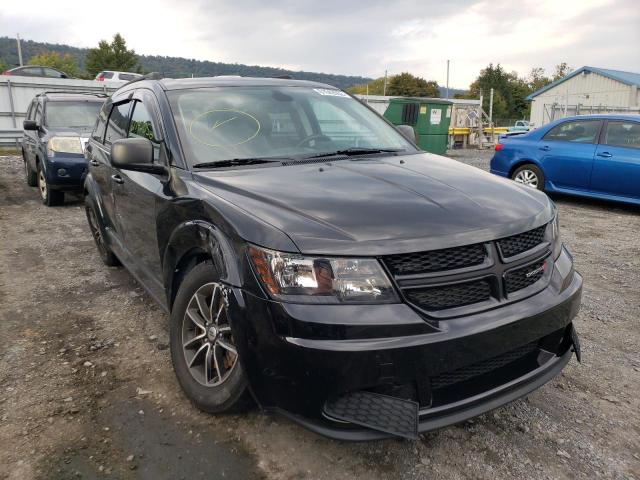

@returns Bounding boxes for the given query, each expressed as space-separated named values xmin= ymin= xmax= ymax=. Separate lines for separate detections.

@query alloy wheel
xmin=181 ymin=282 xmax=238 ymax=387
xmin=514 ymin=169 xmax=539 ymax=188
xmin=38 ymin=170 xmax=47 ymax=199
xmin=87 ymin=207 xmax=106 ymax=255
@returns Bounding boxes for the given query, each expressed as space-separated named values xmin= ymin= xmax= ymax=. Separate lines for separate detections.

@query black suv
xmin=84 ymin=76 xmax=582 ymax=440
xmin=22 ymin=91 xmax=106 ymax=205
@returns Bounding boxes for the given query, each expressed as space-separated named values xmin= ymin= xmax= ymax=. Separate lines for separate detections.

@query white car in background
xmin=95 ymin=71 xmax=143 ymax=82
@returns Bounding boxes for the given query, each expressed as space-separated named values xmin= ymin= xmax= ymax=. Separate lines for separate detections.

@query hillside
xmin=0 ymin=37 xmax=372 ymax=90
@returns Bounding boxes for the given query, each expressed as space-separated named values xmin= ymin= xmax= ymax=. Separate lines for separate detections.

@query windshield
xmin=168 ymin=86 xmax=417 ymax=166
xmin=45 ymin=101 xmax=103 ymax=129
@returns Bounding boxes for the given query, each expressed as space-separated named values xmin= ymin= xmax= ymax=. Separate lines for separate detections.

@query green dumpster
xmin=383 ymin=98 xmax=453 ymax=155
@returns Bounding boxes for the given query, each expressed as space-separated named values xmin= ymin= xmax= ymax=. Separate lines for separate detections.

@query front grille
xmin=383 ymin=244 xmax=486 ymax=276
xmin=386 ymin=223 xmax=551 ymax=313
xmin=497 ymin=225 xmax=546 ymax=258
xmin=431 ymin=342 xmax=538 ymax=389
xmin=405 ymin=279 xmax=491 ymax=311
xmin=505 ymin=258 xmax=547 ymax=294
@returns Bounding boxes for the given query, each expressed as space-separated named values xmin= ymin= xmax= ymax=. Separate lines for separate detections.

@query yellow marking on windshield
xmin=211 ymin=116 xmax=237 ymax=130
xmin=188 ymin=109 xmax=261 ymax=148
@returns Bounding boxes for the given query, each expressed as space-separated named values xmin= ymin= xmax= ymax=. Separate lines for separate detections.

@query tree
xmin=387 ymin=72 xmax=439 ymax=97
xmin=527 ymin=67 xmax=551 ymax=92
xmin=85 ymin=33 xmax=138 ymax=76
xmin=552 ymin=62 xmax=572 ymax=81
xmin=469 ymin=64 xmax=532 ymax=121
xmin=28 ymin=51 xmax=79 ymax=76
xmin=348 ymin=77 xmax=387 ymax=95
xmin=0 ymin=58 xmax=7 ymax=72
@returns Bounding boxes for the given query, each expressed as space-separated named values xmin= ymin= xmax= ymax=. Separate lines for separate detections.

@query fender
xmin=83 ymin=173 xmax=111 ymax=234
xmin=163 ymin=220 xmax=242 ymax=309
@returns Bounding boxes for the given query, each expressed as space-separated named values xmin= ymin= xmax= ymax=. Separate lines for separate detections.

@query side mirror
xmin=111 ymin=137 xmax=166 ymax=175
xmin=396 ymin=124 xmax=417 ymax=143
xmin=23 ymin=120 xmax=39 ymax=131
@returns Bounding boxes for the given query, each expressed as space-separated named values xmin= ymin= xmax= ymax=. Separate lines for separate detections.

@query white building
xmin=527 ymin=66 xmax=640 ymax=126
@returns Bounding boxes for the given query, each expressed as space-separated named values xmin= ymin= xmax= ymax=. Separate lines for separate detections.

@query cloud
xmin=1 ymin=0 xmax=638 ymax=87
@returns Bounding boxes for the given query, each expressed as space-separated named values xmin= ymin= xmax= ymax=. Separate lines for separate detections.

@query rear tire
xmin=511 ymin=164 xmax=545 ymax=191
xmin=170 ymin=262 xmax=252 ymax=414
xmin=23 ymin=151 xmax=37 ymax=187
xmin=37 ymin=163 xmax=64 ymax=206
xmin=85 ymin=199 xmax=120 ymax=267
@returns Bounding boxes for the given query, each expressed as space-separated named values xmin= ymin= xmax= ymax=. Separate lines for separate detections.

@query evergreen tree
xmin=85 ymin=33 xmax=138 ymax=76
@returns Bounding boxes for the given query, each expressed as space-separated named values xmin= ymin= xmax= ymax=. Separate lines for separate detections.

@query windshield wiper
xmin=192 ymin=158 xmax=286 ymax=169
xmin=304 ymin=147 xmax=405 ymax=159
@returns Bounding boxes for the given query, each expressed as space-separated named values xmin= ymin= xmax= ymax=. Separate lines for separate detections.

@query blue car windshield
xmin=168 ymin=86 xmax=416 ymax=165
xmin=45 ymin=101 xmax=103 ymax=129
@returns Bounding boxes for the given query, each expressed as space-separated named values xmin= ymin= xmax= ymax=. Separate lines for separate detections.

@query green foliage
xmin=0 ymin=57 xmax=7 ymax=72
xmin=28 ymin=51 xmax=78 ymax=76
xmin=348 ymin=77 xmax=387 ymax=95
xmin=552 ymin=62 xmax=572 ymax=81
xmin=349 ymin=73 xmax=440 ymax=98
xmin=387 ymin=72 xmax=439 ymax=97
xmin=85 ymin=33 xmax=138 ymax=77
xmin=0 ymin=36 xmax=371 ymax=90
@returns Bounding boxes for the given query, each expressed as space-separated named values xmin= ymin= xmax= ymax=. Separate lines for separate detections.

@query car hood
xmin=194 ymin=153 xmax=554 ymax=255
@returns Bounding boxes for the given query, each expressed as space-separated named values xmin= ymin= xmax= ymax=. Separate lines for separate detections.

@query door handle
xmin=111 ymin=174 xmax=124 ymax=184
xmin=597 ymin=152 xmax=612 ymax=158
xmin=90 ymin=159 xmax=100 ymax=166
xmin=539 ymin=145 xmax=550 ymax=151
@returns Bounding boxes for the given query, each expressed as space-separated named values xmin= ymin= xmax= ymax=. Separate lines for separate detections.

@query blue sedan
xmin=490 ymin=114 xmax=640 ymax=206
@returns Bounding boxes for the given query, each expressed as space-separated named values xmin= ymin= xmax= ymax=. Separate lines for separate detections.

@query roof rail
xmin=37 ymin=90 xmax=109 ymax=97
xmin=122 ymin=72 xmax=163 ymax=87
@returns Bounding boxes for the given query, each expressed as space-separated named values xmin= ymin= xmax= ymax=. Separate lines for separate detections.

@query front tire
xmin=170 ymin=262 xmax=251 ymax=413
xmin=23 ymin=151 xmax=37 ymax=187
xmin=37 ymin=163 xmax=64 ymax=206
xmin=511 ymin=164 xmax=545 ymax=191
xmin=85 ymin=199 xmax=120 ymax=267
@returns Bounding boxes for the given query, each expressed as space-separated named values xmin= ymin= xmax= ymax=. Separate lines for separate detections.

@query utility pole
xmin=446 ymin=60 xmax=450 ymax=99
xmin=489 ymin=88 xmax=494 ymax=125
xmin=489 ymin=88 xmax=495 ymax=144
xmin=16 ymin=34 xmax=23 ymax=66
xmin=383 ymin=69 xmax=387 ymax=96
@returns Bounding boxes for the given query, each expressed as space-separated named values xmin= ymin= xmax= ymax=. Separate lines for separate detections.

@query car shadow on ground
xmin=548 ymin=192 xmax=640 ymax=215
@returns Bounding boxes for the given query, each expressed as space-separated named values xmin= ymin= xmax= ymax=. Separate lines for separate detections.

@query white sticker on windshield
xmin=313 ymin=88 xmax=350 ymax=98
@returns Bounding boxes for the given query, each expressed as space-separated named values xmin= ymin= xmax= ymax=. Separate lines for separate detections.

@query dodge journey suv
xmin=84 ymin=75 xmax=582 ymax=440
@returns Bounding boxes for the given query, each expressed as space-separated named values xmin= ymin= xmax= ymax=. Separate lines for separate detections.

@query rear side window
xmin=104 ymin=102 xmax=131 ymax=146
xmin=543 ymin=120 xmax=600 ymax=144
xmin=20 ymin=67 xmax=43 ymax=76
xmin=119 ymin=73 xmax=136 ymax=81
xmin=43 ymin=68 xmax=64 ymax=78
xmin=603 ymin=121 xmax=640 ymax=149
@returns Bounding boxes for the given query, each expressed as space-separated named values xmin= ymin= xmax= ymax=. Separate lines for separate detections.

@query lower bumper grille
xmin=431 ymin=342 xmax=538 ymax=389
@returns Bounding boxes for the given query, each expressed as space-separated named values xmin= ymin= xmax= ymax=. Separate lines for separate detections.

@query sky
xmin=1 ymin=0 xmax=638 ymax=88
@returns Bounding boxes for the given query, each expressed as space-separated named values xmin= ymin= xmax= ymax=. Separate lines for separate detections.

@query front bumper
xmin=44 ymin=154 xmax=87 ymax=190
xmin=230 ymin=247 xmax=582 ymax=440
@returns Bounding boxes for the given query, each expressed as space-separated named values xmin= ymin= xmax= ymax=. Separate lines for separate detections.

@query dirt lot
xmin=1 ymin=151 xmax=639 ymax=480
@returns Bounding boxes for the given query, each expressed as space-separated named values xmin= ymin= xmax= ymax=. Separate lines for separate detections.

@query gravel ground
xmin=1 ymin=151 xmax=639 ymax=480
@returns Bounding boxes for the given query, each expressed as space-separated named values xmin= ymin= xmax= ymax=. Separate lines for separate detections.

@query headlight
xmin=551 ymin=211 xmax=562 ymax=259
xmin=47 ymin=136 xmax=82 ymax=156
xmin=248 ymin=245 xmax=399 ymax=304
